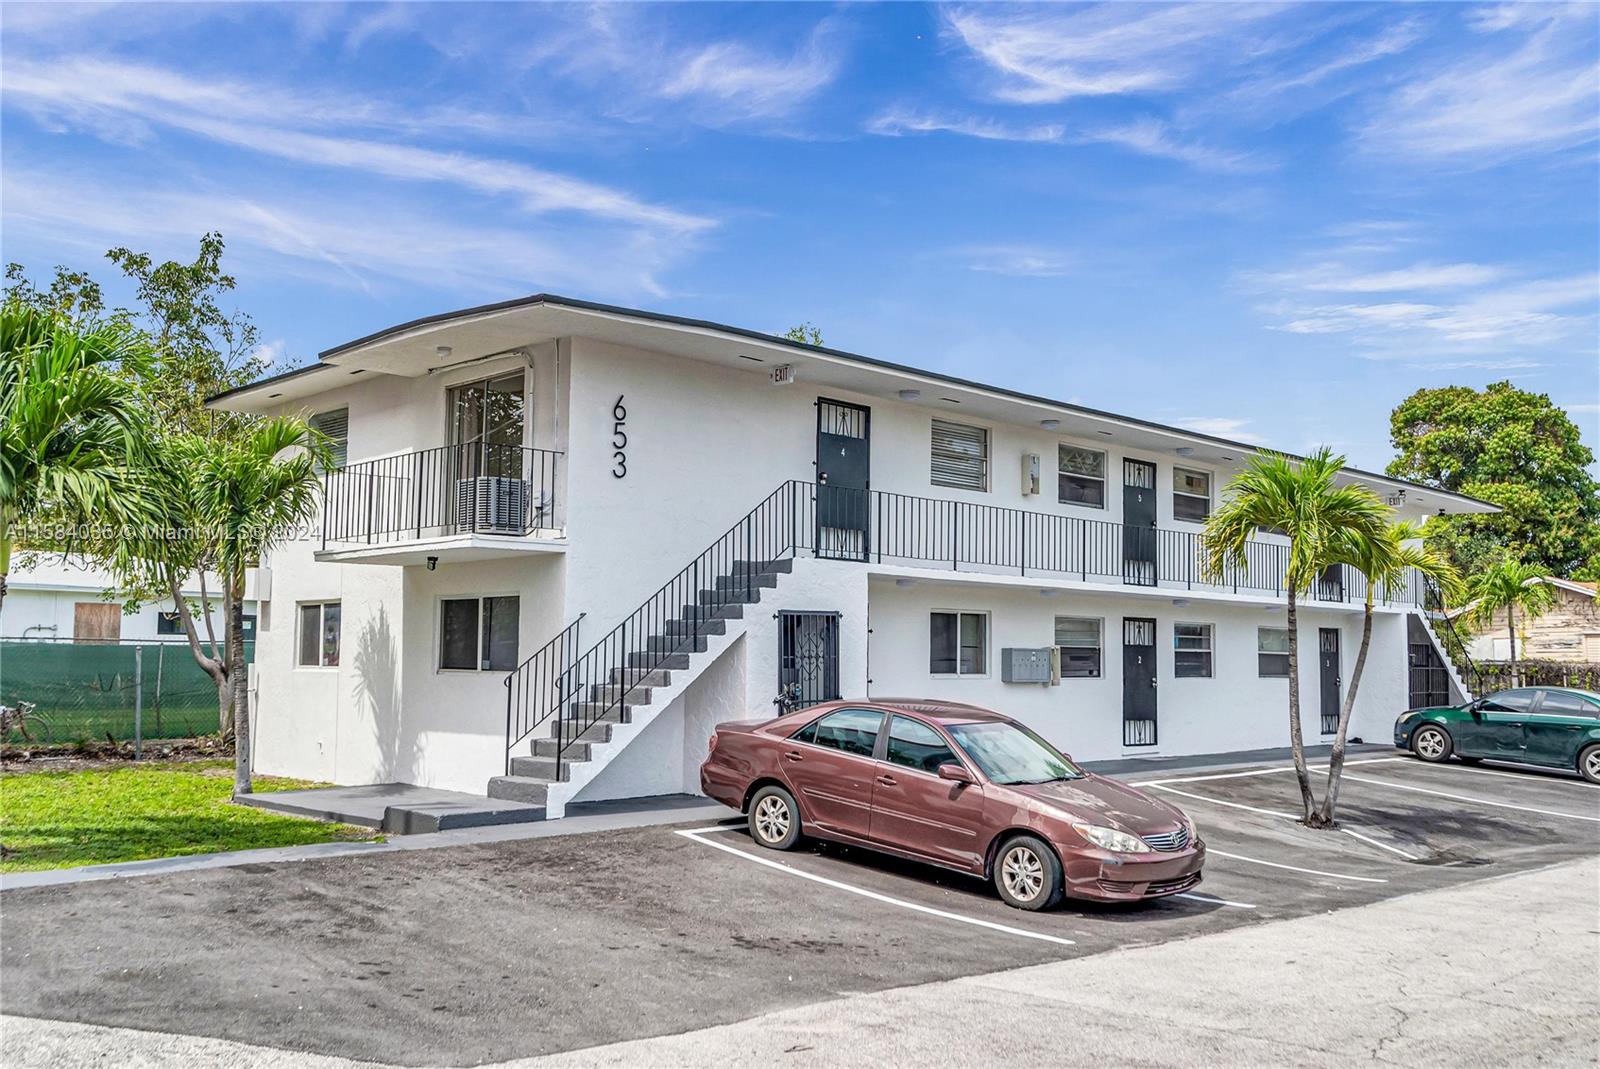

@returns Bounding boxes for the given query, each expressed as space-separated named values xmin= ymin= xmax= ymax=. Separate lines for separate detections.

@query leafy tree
xmin=781 ymin=323 xmax=823 ymax=347
xmin=1463 ymin=559 xmax=1559 ymax=685
xmin=0 ymin=299 xmax=155 ymax=614
xmin=1387 ymin=382 xmax=1600 ymax=578
xmin=1319 ymin=522 xmax=1461 ymax=824
xmin=1202 ymin=448 xmax=1389 ymax=827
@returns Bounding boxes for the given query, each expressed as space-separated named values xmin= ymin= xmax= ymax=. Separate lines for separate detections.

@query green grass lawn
xmin=0 ymin=760 xmax=378 ymax=873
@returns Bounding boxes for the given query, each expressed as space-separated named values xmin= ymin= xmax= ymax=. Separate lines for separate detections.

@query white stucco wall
xmin=2 ymin=557 xmax=255 ymax=642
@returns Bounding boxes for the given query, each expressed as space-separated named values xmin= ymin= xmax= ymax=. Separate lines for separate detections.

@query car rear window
xmin=797 ymin=708 xmax=882 ymax=757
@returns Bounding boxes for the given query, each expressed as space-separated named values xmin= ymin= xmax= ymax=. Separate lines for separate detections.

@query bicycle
xmin=0 ymin=701 xmax=51 ymax=743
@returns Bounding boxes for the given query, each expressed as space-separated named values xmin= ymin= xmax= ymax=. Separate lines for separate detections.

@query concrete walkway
xmin=5 ymin=855 xmax=1595 ymax=1067
xmin=236 ymin=782 xmax=547 ymax=833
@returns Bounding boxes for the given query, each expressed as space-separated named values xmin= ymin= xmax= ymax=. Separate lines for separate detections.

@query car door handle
xmin=876 ymin=775 xmax=897 ymax=787
xmin=784 ymin=751 xmax=803 ymax=763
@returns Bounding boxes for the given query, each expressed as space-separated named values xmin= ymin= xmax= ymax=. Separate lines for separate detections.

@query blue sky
xmin=3 ymin=1 xmax=1596 ymax=470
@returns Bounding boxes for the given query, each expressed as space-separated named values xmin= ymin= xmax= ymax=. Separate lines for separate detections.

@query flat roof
xmin=207 ymin=293 xmax=1497 ymax=512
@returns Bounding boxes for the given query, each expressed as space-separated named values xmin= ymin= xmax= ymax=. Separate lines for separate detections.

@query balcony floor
xmin=315 ymin=531 xmax=566 ymax=566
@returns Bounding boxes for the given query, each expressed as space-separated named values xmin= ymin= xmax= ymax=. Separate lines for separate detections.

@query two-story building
xmin=210 ymin=295 xmax=1491 ymax=817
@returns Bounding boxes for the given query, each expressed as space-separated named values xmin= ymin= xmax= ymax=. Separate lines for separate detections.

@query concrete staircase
xmin=488 ymin=558 xmax=793 ymax=817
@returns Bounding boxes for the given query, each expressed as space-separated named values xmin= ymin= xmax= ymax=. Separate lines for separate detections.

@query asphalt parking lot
xmin=2 ymin=753 xmax=1597 ymax=1066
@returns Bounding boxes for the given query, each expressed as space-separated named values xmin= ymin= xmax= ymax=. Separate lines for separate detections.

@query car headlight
xmin=1072 ymin=822 xmax=1150 ymax=853
xmin=1185 ymin=816 xmax=1200 ymax=843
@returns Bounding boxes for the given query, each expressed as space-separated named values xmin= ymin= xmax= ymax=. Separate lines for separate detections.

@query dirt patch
xmin=0 ymin=736 xmax=231 ymax=772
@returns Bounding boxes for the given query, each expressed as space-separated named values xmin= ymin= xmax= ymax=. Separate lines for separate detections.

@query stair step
xmin=697 ymin=588 xmax=762 ymax=606
xmin=679 ymin=603 xmax=744 ymax=622
xmin=532 ymin=737 xmax=593 ymax=760
xmin=608 ymin=667 xmax=672 ymax=688
xmin=663 ymin=618 xmax=726 ymax=637
xmin=509 ymin=755 xmax=571 ymax=781
xmin=566 ymin=702 xmax=632 ymax=724
xmin=487 ymin=776 xmax=549 ymax=805
xmin=588 ymin=683 xmax=652 ymax=705
xmin=714 ymin=572 xmax=779 ymax=591
xmin=628 ymin=651 xmax=691 ymax=670
xmin=729 ymin=558 xmax=794 ymax=575
xmin=647 ymin=634 xmax=708 ymax=653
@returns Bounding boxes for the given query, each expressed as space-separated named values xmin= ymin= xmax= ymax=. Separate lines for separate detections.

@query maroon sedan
xmin=701 ymin=698 xmax=1204 ymax=910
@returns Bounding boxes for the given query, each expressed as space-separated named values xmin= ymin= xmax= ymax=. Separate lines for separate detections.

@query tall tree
xmin=1387 ymin=382 xmax=1600 ymax=579
xmin=1318 ymin=522 xmax=1461 ymax=824
xmin=1201 ymin=448 xmax=1389 ymax=827
xmin=1463 ymin=559 xmax=1559 ymax=685
xmin=0 ymin=299 xmax=154 ymax=613
xmin=185 ymin=419 xmax=327 ymax=794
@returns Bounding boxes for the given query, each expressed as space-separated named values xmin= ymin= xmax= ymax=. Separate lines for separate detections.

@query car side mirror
xmin=937 ymin=762 xmax=974 ymax=785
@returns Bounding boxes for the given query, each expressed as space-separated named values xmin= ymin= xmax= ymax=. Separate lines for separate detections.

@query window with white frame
xmin=1174 ymin=622 xmax=1213 ymax=678
xmin=1054 ymin=616 xmax=1102 ymax=678
xmin=297 ymin=602 xmax=341 ymax=667
xmin=1058 ymin=445 xmax=1106 ymax=508
xmin=309 ymin=408 xmax=349 ymax=471
xmin=1173 ymin=467 xmax=1212 ymax=522
xmin=1258 ymin=627 xmax=1291 ymax=677
xmin=439 ymin=595 xmax=521 ymax=671
xmin=931 ymin=419 xmax=989 ymax=491
xmin=930 ymin=611 xmax=987 ymax=675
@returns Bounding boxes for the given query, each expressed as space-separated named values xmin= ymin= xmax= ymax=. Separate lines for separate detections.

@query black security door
xmin=1122 ymin=617 xmax=1158 ymax=746
xmin=816 ymin=399 xmax=871 ymax=561
xmin=1319 ymin=628 xmax=1341 ymax=735
xmin=1122 ymin=459 xmax=1158 ymax=586
xmin=778 ymin=611 xmax=841 ymax=708
xmin=1406 ymin=615 xmax=1452 ymax=709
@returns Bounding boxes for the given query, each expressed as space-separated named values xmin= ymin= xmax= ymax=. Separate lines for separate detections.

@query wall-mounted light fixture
xmin=435 ymin=345 xmax=453 ymax=360
xmin=426 ymin=556 xmax=438 ymax=571
xmin=1174 ymin=446 xmax=1195 ymax=457
xmin=897 ymin=389 xmax=922 ymax=401
xmin=1039 ymin=418 xmax=1061 ymax=430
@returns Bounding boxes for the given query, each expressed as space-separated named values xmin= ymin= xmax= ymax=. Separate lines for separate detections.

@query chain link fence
xmin=1 ymin=640 xmax=255 ymax=746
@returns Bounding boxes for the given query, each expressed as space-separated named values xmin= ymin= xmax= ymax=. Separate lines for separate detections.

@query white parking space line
xmin=1339 ymin=828 xmax=1421 ymax=861
xmin=1151 ymin=784 xmax=1421 ymax=861
xmin=1399 ymin=760 xmax=1600 ymax=792
xmin=1147 ymin=784 xmax=1299 ymax=820
xmin=1131 ymin=757 xmax=1409 ymax=788
xmin=1314 ymin=771 xmax=1600 ymax=823
xmin=1175 ymin=892 xmax=1257 ymax=910
xmin=674 ymin=828 xmax=1078 ymax=947
xmin=1207 ymin=849 xmax=1388 ymax=884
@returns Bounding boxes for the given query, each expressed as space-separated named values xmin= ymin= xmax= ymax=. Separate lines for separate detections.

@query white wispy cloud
xmin=661 ymin=26 xmax=843 ymax=121
xmin=1251 ymin=262 xmax=1506 ymax=294
xmin=1 ymin=56 xmax=713 ymax=235
xmin=1083 ymin=118 xmax=1263 ymax=173
xmin=941 ymin=3 xmax=1294 ymax=104
xmin=1 ymin=167 xmax=689 ymax=298
xmin=1360 ymin=3 xmax=1599 ymax=164
xmin=867 ymin=109 xmax=1065 ymax=143
xmin=957 ymin=245 xmax=1073 ymax=278
xmin=1175 ymin=417 xmax=1266 ymax=444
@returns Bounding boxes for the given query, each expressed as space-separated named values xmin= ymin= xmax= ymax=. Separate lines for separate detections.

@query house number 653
xmin=611 ymin=395 xmax=628 ymax=478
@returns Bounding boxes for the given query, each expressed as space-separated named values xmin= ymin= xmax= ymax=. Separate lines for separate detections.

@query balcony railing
xmin=817 ymin=486 xmax=1423 ymax=607
xmin=321 ymin=443 xmax=564 ymax=549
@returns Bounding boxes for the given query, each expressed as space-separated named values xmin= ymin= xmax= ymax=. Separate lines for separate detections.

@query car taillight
xmin=708 ymin=732 xmax=719 ymax=753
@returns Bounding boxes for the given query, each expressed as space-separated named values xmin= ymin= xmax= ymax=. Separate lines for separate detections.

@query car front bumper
xmin=1058 ymin=840 xmax=1207 ymax=902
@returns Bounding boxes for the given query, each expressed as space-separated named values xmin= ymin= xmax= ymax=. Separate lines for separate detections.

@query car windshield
xmin=947 ymin=721 xmax=1083 ymax=785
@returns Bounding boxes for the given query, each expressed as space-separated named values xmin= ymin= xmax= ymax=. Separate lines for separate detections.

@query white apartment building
xmin=2 ymin=556 xmax=259 ymax=645
xmin=211 ymin=296 xmax=1490 ymax=817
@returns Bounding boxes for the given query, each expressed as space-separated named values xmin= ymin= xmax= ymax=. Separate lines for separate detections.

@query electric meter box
xmin=1001 ymin=647 xmax=1054 ymax=684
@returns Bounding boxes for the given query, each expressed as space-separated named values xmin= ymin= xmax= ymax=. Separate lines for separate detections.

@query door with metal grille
xmin=1122 ymin=460 xmax=1157 ymax=586
xmin=778 ymin=611 xmax=841 ymax=709
xmin=1122 ymin=617 xmax=1158 ymax=746
xmin=1319 ymin=628 xmax=1342 ymax=735
xmin=1406 ymin=614 xmax=1451 ymax=708
xmin=816 ymin=399 xmax=870 ymax=561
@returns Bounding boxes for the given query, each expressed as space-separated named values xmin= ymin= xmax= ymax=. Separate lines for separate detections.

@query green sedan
xmin=1394 ymin=687 xmax=1600 ymax=784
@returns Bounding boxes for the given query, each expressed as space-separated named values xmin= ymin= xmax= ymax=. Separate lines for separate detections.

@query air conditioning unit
xmin=456 ymin=477 xmax=528 ymax=534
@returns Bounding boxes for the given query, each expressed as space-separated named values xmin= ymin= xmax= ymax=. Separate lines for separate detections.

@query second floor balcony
xmin=317 ymin=443 xmax=565 ymax=565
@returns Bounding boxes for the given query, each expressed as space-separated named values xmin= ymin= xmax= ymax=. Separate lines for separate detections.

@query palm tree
xmin=0 ymin=299 xmax=154 ymax=614
xmin=189 ymin=418 xmax=329 ymax=796
xmin=1201 ymin=448 xmax=1388 ymax=825
xmin=1316 ymin=522 xmax=1461 ymax=825
xmin=1464 ymin=559 xmax=1558 ymax=686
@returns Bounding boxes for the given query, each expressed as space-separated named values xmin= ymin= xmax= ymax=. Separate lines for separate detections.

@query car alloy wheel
xmin=1001 ymin=844 xmax=1045 ymax=903
xmin=1414 ymin=726 xmax=1448 ymax=761
xmin=1582 ymin=746 xmax=1600 ymax=784
xmin=754 ymin=795 xmax=791 ymax=844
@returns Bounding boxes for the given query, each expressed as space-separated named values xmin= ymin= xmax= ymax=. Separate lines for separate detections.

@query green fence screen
xmin=0 ymin=640 xmax=255 ymax=744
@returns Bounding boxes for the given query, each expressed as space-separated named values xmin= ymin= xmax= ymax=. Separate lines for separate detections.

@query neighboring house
xmin=1454 ymin=578 xmax=1600 ymax=663
xmin=209 ymin=295 xmax=1495 ymax=816
xmin=2 ymin=556 xmax=261 ymax=645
